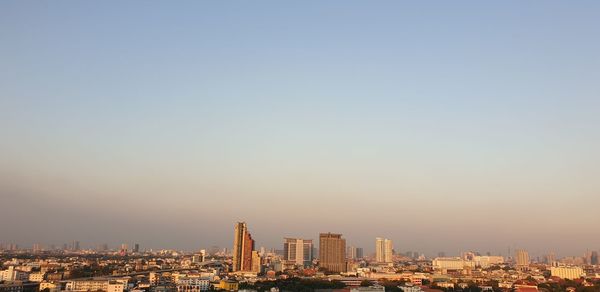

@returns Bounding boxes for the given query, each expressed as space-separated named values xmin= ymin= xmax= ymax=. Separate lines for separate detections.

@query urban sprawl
xmin=1 ymin=222 xmax=599 ymax=292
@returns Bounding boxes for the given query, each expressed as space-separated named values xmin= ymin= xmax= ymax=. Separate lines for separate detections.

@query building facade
xmin=375 ymin=238 xmax=393 ymax=263
xmin=319 ymin=233 xmax=347 ymax=273
xmin=550 ymin=266 xmax=584 ymax=280
xmin=176 ymin=277 xmax=211 ymax=292
xmin=283 ymin=238 xmax=313 ymax=267
xmin=232 ymin=222 xmax=255 ymax=272
xmin=515 ymin=250 xmax=530 ymax=267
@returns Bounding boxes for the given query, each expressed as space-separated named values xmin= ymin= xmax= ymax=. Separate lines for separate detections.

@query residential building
xmin=515 ymin=250 xmax=530 ymax=267
xmin=28 ymin=272 xmax=45 ymax=282
xmin=375 ymin=238 xmax=393 ymax=263
xmin=176 ymin=277 xmax=210 ymax=292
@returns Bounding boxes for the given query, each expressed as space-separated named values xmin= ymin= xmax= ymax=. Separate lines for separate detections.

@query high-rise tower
xmin=232 ymin=222 xmax=255 ymax=272
xmin=283 ymin=238 xmax=313 ymax=267
xmin=515 ymin=249 xmax=530 ymax=267
xmin=375 ymin=237 xmax=393 ymax=263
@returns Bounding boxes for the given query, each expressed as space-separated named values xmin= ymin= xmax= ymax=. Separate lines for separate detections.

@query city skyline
xmin=1 ymin=232 xmax=597 ymax=260
xmin=2 ymin=0 xmax=600 ymax=258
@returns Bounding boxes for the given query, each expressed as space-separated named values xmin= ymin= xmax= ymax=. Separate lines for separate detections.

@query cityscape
xmin=1 ymin=221 xmax=600 ymax=291
xmin=2 ymin=1 xmax=599 ymax=292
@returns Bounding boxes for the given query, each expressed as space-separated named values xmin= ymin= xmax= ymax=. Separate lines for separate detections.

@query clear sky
xmin=1 ymin=1 xmax=599 ymax=257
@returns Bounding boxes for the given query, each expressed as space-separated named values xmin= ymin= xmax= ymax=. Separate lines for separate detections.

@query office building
xmin=283 ymin=238 xmax=313 ymax=267
xmin=375 ymin=237 xmax=393 ymax=263
xmin=319 ymin=233 xmax=346 ymax=273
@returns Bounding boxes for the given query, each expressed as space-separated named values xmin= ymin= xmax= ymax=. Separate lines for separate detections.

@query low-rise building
xmin=217 ymin=280 xmax=238 ymax=291
xmin=176 ymin=277 xmax=210 ymax=292
xmin=65 ymin=278 xmax=127 ymax=292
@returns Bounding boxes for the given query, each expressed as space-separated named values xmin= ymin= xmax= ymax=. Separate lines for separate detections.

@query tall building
xmin=319 ymin=233 xmax=346 ymax=273
xmin=545 ymin=252 xmax=556 ymax=265
xmin=71 ymin=241 xmax=80 ymax=251
xmin=251 ymin=251 xmax=261 ymax=273
xmin=96 ymin=244 xmax=109 ymax=252
xmin=375 ymin=237 xmax=393 ymax=263
xmin=232 ymin=222 xmax=255 ymax=272
xmin=515 ymin=249 xmax=530 ymax=267
xmin=283 ymin=238 xmax=313 ymax=267
xmin=133 ymin=243 xmax=140 ymax=253
xmin=591 ymin=251 xmax=599 ymax=265
xmin=347 ymin=246 xmax=357 ymax=260
xmin=356 ymin=247 xmax=364 ymax=259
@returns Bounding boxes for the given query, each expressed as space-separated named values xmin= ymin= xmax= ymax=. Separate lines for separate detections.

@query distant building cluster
xmin=2 ymin=222 xmax=600 ymax=292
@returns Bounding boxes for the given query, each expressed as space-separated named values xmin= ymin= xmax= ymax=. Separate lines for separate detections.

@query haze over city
xmin=1 ymin=1 xmax=599 ymax=258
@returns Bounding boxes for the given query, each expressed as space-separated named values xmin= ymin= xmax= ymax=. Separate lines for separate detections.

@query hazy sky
xmin=1 ymin=1 xmax=599 ymax=257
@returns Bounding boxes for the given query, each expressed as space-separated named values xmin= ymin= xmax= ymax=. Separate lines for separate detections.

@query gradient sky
xmin=1 ymin=1 xmax=599 ymax=258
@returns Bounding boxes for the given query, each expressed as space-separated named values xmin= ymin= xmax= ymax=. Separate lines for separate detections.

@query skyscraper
xmin=375 ymin=237 xmax=393 ymax=263
xmin=251 ymin=251 xmax=261 ymax=273
xmin=356 ymin=247 xmax=364 ymax=259
xmin=515 ymin=249 xmax=530 ymax=267
xmin=347 ymin=246 xmax=357 ymax=260
xmin=319 ymin=233 xmax=346 ymax=273
xmin=283 ymin=238 xmax=313 ymax=267
xmin=71 ymin=241 xmax=80 ymax=251
xmin=232 ymin=222 xmax=255 ymax=272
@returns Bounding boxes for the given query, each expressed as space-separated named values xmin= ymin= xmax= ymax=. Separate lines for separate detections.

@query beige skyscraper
xmin=515 ymin=249 xmax=530 ymax=267
xmin=375 ymin=237 xmax=393 ymax=263
xmin=319 ymin=233 xmax=346 ymax=273
xmin=232 ymin=222 xmax=255 ymax=272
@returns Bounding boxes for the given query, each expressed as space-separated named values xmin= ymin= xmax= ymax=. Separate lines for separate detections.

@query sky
xmin=1 ymin=1 xmax=599 ymax=258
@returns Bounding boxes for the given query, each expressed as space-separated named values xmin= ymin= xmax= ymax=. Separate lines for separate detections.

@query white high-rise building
xmin=283 ymin=238 xmax=313 ymax=267
xmin=515 ymin=249 xmax=530 ymax=267
xmin=375 ymin=237 xmax=393 ymax=263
